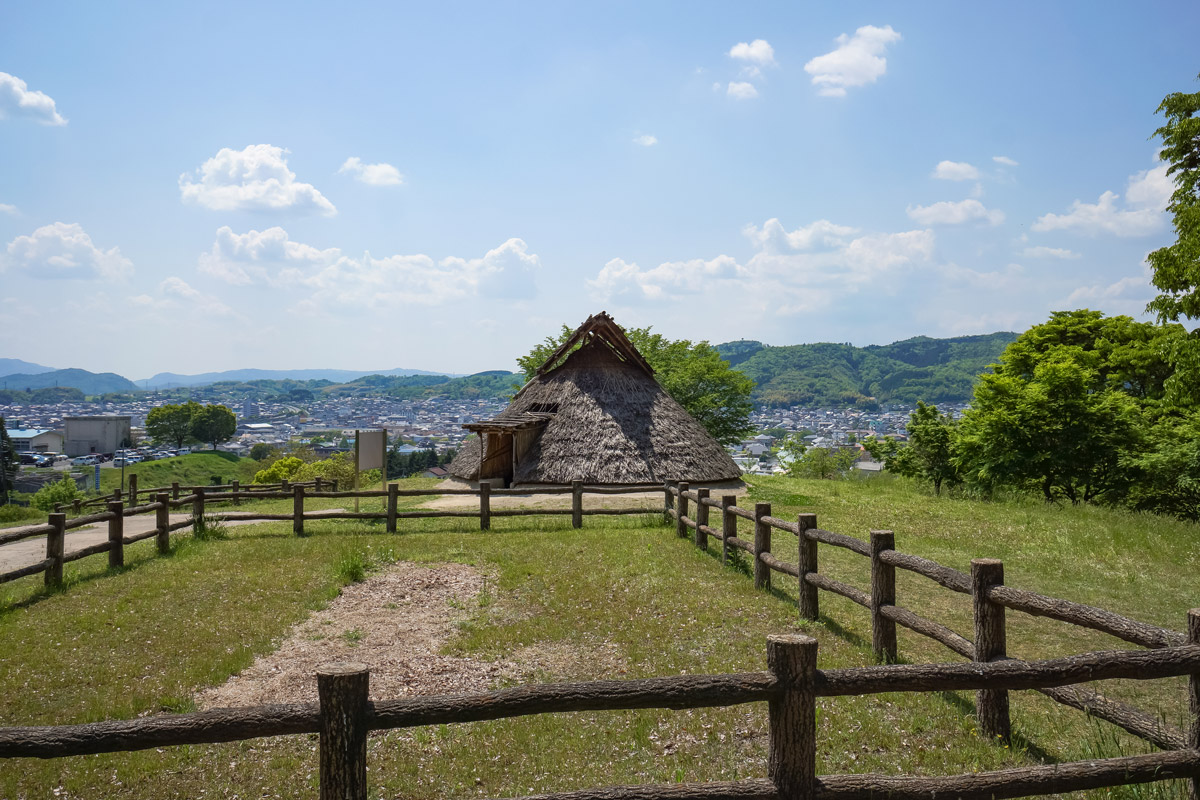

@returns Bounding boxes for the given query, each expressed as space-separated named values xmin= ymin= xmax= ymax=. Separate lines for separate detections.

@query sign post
xmin=93 ymin=464 xmax=100 ymax=492
xmin=355 ymin=429 xmax=388 ymax=514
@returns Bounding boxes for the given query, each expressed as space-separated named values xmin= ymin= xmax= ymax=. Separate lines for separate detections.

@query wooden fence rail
xmin=664 ymin=482 xmax=1191 ymax=757
xmin=2 ymin=633 xmax=1198 ymax=800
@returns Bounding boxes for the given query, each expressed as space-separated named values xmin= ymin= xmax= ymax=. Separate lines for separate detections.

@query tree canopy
xmin=518 ymin=324 xmax=755 ymax=446
xmin=190 ymin=404 xmax=237 ymax=450
xmin=145 ymin=402 xmax=200 ymax=449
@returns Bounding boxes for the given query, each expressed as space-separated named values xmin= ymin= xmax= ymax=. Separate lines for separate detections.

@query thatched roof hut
xmin=447 ymin=312 xmax=741 ymax=486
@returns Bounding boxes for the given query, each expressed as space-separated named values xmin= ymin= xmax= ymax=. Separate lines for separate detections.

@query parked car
xmin=72 ymin=455 xmax=100 ymax=466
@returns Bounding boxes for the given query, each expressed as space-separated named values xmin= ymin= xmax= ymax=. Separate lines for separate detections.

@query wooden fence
xmin=1 ymin=479 xmax=1197 ymax=798
xmin=53 ymin=476 xmax=334 ymax=514
xmin=0 ymin=630 xmax=1196 ymax=800
xmin=0 ymin=481 xmax=665 ymax=587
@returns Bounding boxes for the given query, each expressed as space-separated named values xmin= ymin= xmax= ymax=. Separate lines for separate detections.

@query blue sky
xmin=1 ymin=2 xmax=1196 ymax=379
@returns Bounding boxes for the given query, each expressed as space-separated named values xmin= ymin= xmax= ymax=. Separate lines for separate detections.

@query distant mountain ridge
xmin=0 ymin=358 xmax=56 ymax=377
xmin=137 ymin=366 xmax=459 ymax=388
xmin=716 ymin=332 xmax=1018 ymax=407
xmin=0 ymin=368 xmax=139 ymax=394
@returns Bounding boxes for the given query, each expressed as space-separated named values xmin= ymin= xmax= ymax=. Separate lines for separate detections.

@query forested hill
xmin=716 ymin=332 xmax=1018 ymax=407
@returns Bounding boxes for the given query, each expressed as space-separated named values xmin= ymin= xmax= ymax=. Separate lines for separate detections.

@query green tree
xmin=249 ymin=443 xmax=280 ymax=461
xmin=518 ymin=324 xmax=755 ymax=446
xmin=145 ymin=402 xmax=200 ymax=449
xmin=31 ymin=475 xmax=83 ymax=512
xmin=1147 ymin=74 xmax=1200 ymax=325
xmin=788 ymin=446 xmax=858 ymax=480
xmin=190 ymin=404 xmax=237 ymax=450
xmin=0 ymin=419 xmax=16 ymax=504
xmin=1124 ymin=415 xmax=1200 ymax=520
xmin=253 ymin=456 xmax=305 ymax=484
xmin=865 ymin=404 xmax=960 ymax=494
xmin=956 ymin=349 xmax=1143 ymax=503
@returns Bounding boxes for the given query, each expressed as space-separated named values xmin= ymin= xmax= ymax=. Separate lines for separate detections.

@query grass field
xmin=0 ymin=474 xmax=1194 ymax=798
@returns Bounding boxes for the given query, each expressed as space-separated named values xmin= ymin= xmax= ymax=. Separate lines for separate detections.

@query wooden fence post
xmin=192 ymin=488 xmax=205 ymax=536
xmin=870 ymin=530 xmax=897 ymax=663
xmin=1188 ymin=609 xmax=1199 ymax=800
xmin=171 ymin=482 xmax=180 ymax=501
xmin=281 ymin=478 xmax=290 ymax=494
xmin=46 ymin=513 xmax=65 ymax=587
xmin=318 ymin=662 xmax=369 ymax=800
xmin=663 ymin=482 xmax=674 ymax=525
xmin=480 ymin=481 xmax=491 ymax=531
xmin=972 ymin=558 xmax=1010 ymax=744
xmin=294 ymin=485 xmax=305 ymax=536
xmin=156 ymin=492 xmax=170 ymax=553
xmin=331 ymin=479 xmax=338 ymax=492
xmin=754 ymin=503 xmax=771 ymax=591
xmin=107 ymin=501 xmax=124 ymax=569
xmin=72 ymin=498 xmax=82 ymax=515
xmin=571 ymin=480 xmax=583 ymax=529
xmin=386 ymin=482 xmax=399 ymax=534
xmin=676 ymin=482 xmax=689 ymax=538
xmin=112 ymin=488 xmax=122 ymax=503
xmin=314 ymin=476 xmax=323 ymax=492
xmin=231 ymin=479 xmax=240 ymax=506
xmin=797 ymin=513 xmax=819 ymax=622
xmin=694 ymin=488 xmax=709 ymax=550
xmin=721 ymin=495 xmax=737 ymax=566
xmin=767 ymin=634 xmax=817 ymax=800
xmin=128 ymin=474 xmax=138 ymax=507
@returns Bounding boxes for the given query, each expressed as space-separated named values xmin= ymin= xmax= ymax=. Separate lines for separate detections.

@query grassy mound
xmin=0 ymin=476 xmax=1193 ymax=798
xmin=99 ymin=451 xmax=260 ymax=493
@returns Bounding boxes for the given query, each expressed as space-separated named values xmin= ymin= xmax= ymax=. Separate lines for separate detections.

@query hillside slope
xmin=718 ymin=332 xmax=1017 ymax=407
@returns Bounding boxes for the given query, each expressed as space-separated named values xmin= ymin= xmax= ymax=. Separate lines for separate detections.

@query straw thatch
xmin=448 ymin=313 xmax=741 ymax=485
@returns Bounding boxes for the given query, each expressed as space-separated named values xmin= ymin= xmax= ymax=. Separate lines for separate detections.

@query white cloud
xmin=300 ymin=238 xmax=541 ymax=308
xmin=729 ymin=39 xmax=776 ymax=67
xmin=727 ymin=81 xmax=759 ymax=100
xmin=198 ymin=226 xmax=341 ymax=285
xmin=0 ymin=204 xmax=17 ymax=216
xmin=1032 ymin=161 xmax=1170 ymax=237
xmin=932 ymin=160 xmax=980 ymax=181
xmin=338 ymin=156 xmax=404 ymax=187
xmin=143 ymin=277 xmax=234 ymax=316
xmin=0 ymin=72 xmax=67 ymax=125
xmin=907 ymin=199 xmax=1005 ymax=226
xmin=741 ymin=218 xmax=858 ymax=253
xmin=633 ymin=134 xmax=658 ymax=147
xmin=804 ymin=25 xmax=901 ymax=97
xmin=3 ymin=222 xmax=132 ymax=280
xmin=1066 ymin=275 xmax=1147 ymax=306
xmin=1021 ymin=246 xmax=1080 ymax=260
xmin=937 ymin=262 xmax=1025 ymax=291
xmin=589 ymin=219 xmax=934 ymax=312
xmin=179 ymin=144 xmax=337 ymax=215
xmin=993 ymin=155 xmax=1019 ymax=167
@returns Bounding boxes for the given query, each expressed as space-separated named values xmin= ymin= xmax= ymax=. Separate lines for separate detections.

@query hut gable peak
xmin=535 ymin=311 xmax=655 ymax=379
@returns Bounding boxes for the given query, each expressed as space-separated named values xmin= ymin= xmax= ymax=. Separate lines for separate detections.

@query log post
xmin=112 ymin=488 xmax=121 ymax=503
xmin=663 ymin=482 xmax=674 ymax=525
xmin=128 ymin=474 xmax=138 ymax=507
xmin=281 ymin=478 xmax=290 ymax=494
xmin=721 ymin=495 xmax=737 ymax=566
xmin=314 ymin=476 xmax=323 ymax=492
xmin=480 ymin=480 xmax=491 ymax=531
xmin=331 ymin=479 xmax=338 ymax=492
xmin=571 ymin=480 xmax=584 ymax=529
xmin=694 ymin=488 xmax=710 ymax=549
xmin=318 ymin=663 xmax=369 ymax=800
xmin=231 ymin=479 xmax=240 ymax=506
xmin=676 ymin=482 xmax=689 ymax=538
xmin=870 ymin=530 xmax=897 ymax=663
xmin=972 ymin=558 xmax=1010 ymax=744
xmin=155 ymin=492 xmax=170 ymax=553
xmin=46 ymin=513 xmax=65 ymax=587
xmin=386 ymin=482 xmax=399 ymax=534
xmin=192 ymin=488 xmax=205 ymax=536
xmin=1188 ymin=609 xmax=1199 ymax=800
xmin=767 ymin=634 xmax=817 ymax=800
xmin=754 ymin=502 xmax=771 ymax=591
xmin=171 ymin=481 xmax=180 ymax=501
xmin=72 ymin=498 xmax=82 ymax=515
xmin=107 ymin=500 xmax=124 ymax=569
xmin=797 ymin=513 xmax=819 ymax=622
xmin=293 ymin=484 xmax=305 ymax=536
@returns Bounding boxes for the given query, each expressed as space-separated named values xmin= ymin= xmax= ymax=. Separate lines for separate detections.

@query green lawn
xmin=0 ymin=475 xmax=1194 ymax=799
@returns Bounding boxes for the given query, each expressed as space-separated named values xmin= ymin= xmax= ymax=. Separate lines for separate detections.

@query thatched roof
xmin=448 ymin=313 xmax=741 ymax=485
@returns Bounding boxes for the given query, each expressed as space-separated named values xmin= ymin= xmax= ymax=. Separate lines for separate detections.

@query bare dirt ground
xmin=196 ymin=561 xmax=627 ymax=708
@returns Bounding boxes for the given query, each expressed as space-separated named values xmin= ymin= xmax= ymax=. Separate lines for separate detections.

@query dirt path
xmin=0 ymin=510 xmax=346 ymax=575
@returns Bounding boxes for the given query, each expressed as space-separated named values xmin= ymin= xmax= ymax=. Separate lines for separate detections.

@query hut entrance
xmin=480 ymin=432 xmax=514 ymax=486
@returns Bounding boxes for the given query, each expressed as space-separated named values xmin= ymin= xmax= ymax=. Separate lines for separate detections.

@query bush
xmin=253 ymin=456 xmax=305 ymax=484
xmin=31 ymin=476 xmax=84 ymax=511
xmin=0 ymin=504 xmax=41 ymax=525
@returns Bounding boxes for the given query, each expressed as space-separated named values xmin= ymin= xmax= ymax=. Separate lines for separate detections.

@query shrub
xmin=253 ymin=456 xmax=305 ymax=484
xmin=31 ymin=476 xmax=84 ymax=511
